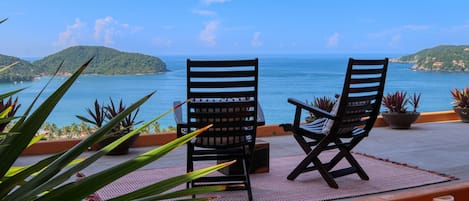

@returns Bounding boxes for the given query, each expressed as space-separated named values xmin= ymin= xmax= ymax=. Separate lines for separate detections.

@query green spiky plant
xmin=76 ymin=98 xmax=144 ymax=155
xmin=0 ymin=18 xmax=231 ymax=201
xmin=306 ymin=96 xmax=337 ymax=122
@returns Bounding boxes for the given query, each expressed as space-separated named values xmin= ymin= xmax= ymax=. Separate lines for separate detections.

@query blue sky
xmin=1 ymin=0 xmax=469 ymax=57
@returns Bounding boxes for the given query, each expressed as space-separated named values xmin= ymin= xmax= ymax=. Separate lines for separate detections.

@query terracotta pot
xmin=454 ymin=107 xmax=469 ymax=123
xmin=381 ymin=112 xmax=420 ymax=129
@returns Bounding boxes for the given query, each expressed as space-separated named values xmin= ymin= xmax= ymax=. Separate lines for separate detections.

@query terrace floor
xmin=16 ymin=120 xmax=469 ymax=200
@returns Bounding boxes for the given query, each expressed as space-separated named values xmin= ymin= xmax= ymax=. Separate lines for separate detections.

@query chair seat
xmin=192 ymin=135 xmax=252 ymax=148
xmin=298 ymin=118 xmax=366 ymax=139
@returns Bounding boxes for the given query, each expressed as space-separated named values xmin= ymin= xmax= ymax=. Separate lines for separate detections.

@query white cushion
xmin=321 ymin=96 xmax=340 ymax=134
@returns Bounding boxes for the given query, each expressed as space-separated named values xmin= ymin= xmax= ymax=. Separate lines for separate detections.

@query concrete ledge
xmin=22 ymin=139 xmax=81 ymax=155
xmin=22 ymin=110 xmax=461 ymax=156
xmin=355 ymin=181 xmax=469 ymax=201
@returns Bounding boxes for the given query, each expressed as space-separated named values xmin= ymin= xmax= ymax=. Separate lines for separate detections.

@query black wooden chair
xmin=281 ymin=58 xmax=388 ymax=188
xmin=174 ymin=58 xmax=263 ymax=201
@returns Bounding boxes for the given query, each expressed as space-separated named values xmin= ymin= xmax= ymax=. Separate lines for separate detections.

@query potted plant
xmin=450 ymin=86 xmax=469 ymax=122
xmin=381 ymin=91 xmax=421 ymax=129
xmin=306 ymin=95 xmax=338 ymax=123
xmin=76 ymin=98 xmax=142 ymax=155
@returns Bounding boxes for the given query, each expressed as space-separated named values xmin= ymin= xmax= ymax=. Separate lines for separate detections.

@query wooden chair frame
xmin=174 ymin=58 xmax=263 ymax=201
xmin=282 ymin=58 xmax=388 ymax=188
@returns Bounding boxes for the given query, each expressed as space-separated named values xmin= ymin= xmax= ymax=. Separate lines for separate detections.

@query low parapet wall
xmin=22 ymin=110 xmax=460 ymax=156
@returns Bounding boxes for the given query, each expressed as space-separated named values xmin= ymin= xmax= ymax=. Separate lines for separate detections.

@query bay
xmin=1 ymin=54 xmax=468 ymax=128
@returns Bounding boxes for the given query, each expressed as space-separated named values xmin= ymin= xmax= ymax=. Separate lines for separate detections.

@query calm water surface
xmin=1 ymin=54 xmax=468 ymax=128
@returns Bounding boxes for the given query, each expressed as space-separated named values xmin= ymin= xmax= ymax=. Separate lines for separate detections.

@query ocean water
xmin=1 ymin=54 xmax=468 ymax=128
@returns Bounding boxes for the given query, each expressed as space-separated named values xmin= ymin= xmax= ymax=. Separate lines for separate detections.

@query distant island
xmin=393 ymin=45 xmax=469 ymax=72
xmin=0 ymin=46 xmax=167 ymax=82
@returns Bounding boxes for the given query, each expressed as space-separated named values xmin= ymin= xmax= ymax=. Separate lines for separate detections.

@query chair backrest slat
xmin=188 ymin=59 xmax=257 ymax=67
xmin=189 ymin=70 xmax=256 ymax=78
xmin=349 ymin=86 xmax=381 ymax=93
xmin=186 ymin=58 xmax=259 ymax=148
xmin=350 ymin=77 xmax=383 ymax=84
xmin=190 ymin=80 xmax=257 ymax=88
xmin=331 ymin=58 xmax=388 ymax=136
xmin=189 ymin=91 xmax=256 ymax=99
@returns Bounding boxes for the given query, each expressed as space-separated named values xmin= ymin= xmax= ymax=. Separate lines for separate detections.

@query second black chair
xmin=281 ymin=58 xmax=388 ymax=188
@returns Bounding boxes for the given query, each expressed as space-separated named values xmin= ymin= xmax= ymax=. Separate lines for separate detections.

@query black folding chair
xmin=174 ymin=58 xmax=263 ymax=201
xmin=281 ymin=58 xmax=388 ymax=188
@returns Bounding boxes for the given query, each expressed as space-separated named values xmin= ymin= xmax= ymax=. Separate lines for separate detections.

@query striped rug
xmin=95 ymin=151 xmax=455 ymax=201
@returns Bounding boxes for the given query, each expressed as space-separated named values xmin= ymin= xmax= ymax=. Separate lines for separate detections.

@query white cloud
xmin=94 ymin=16 xmax=116 ymax=44
xmin=94 ymin=16 xmax=142 ymax=45
xmin=53 ymin=17 xmax=142 ymax=48
xmin=54 ymin=18 xmax=84 ymax=47
xmin=201 ymin=0 xmax=231 ymax=5
xmin=199 ymin=20 xmax=219 ymax=46
xmin=192 ymin=9 xmax=217 ymax=16
xmin=326 ymin=32 xmax=339 ymax=48
xmin=251 ymin=32 xmax=262 ymax=47
xmin=369 ymin=24 xmax=430 ymax=39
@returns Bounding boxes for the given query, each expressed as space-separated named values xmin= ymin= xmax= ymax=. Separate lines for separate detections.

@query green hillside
xmin=0 ymin=54 xmax=37 ymax=82
xmin=33 ymin=46 xmax=167 ymax=75
xmin=398 ymin=45 xmax=469 ymax=72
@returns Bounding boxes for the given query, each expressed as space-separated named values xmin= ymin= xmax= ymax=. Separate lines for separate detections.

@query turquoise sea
xmin=1 ymin=54 xmax=469 ymax=128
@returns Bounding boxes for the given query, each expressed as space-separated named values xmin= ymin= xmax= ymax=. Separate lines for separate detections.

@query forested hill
xmin=0 ymin=54 xmax=36 ymax=82
xmin=33 ymin=46 xmax=167 ymax=75
xmin=396 ymin=45 xmax=469 ymax=72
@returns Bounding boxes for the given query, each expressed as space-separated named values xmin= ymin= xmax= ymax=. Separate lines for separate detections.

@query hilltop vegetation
xmin=0 ymin=54 xmax=37 ymax=82
xmin=0 ymin=46 xmax=167 ymax=82
xmin=397 ymin=45 xmax=469 ymax=72
xmin=33 ymin=46 xmax=167 ymax=75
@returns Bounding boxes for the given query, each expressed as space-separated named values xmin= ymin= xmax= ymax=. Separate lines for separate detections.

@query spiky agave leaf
xmin=34 ymin=125 xmax=215 ymax=201
xmin=0 ymin=58 xmax=87 ymax=179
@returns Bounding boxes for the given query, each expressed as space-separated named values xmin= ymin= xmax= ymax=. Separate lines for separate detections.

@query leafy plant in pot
xmin=381 ymin=91 xmax=421 ymax=129
xmin=76 ymin=98 xmax=143 ymax=155
xmin=450 ymin=86 xmax=469 ymax=122
xmin=306 ymin=95 xmax=338 ymax=123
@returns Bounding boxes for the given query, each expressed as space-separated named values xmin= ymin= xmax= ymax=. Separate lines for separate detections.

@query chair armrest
xmin=287 ymin=98 xmax=336 ymax=120
xmin=173 ymin=101 xmax=187 ymax=137
xmin=287 ymin=98 xmax=336 ymax=129
xmin=257 ymin=103 xmax=266 ymax=126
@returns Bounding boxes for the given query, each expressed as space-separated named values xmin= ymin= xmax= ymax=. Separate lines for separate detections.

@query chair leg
xmin=287 ymin=151 xmax=312 ymax=180
xmin=323 ymin=142 xmax=369 ymax=182
xmin=342 ymin=149 xmax=369 ymax=180
xmin=243 ymin=158 xmax=253 ymax=201
xmin=293 ymin=134 xmax=313 ymax=154
xmin=287 ymin=150 xmax=339 ymax=188
xmin=187 ymin=145 xmax=195 ymax=198
xmin=311 ymin=156 xmax=339 ymax=188
xmin=333 ymin=139 xmax=369 ymax=180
